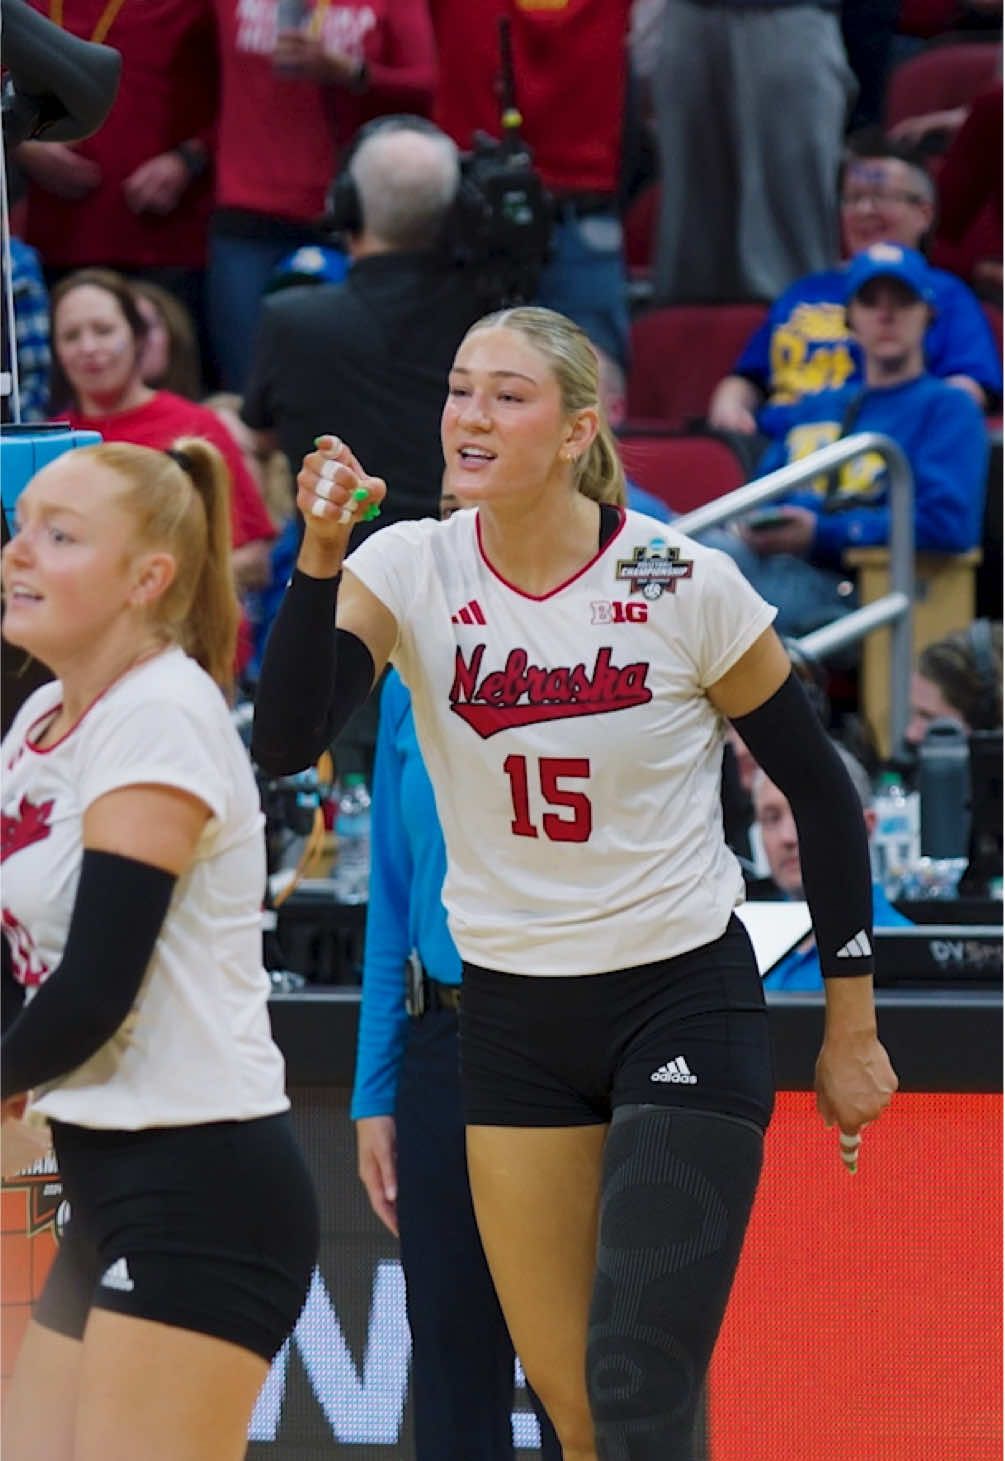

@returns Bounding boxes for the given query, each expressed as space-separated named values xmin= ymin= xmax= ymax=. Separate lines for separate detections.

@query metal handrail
xmin=673 ymin=432 xmax=916 ymax=750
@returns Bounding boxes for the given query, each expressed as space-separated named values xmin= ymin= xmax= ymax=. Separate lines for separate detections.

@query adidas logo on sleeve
xmin=650 ymin=1056 xmax=697 ymax=1084
xmin=836 ymin=930 xmax=872 ymax=958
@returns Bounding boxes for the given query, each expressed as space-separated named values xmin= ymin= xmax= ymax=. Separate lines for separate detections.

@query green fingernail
xmin=313 ymin=436 xmax=323 ymax=447
xmin=364 ymin=505 xmax=381 ymax=521
xmin=352 ymin=487 xmax=369 ymax=501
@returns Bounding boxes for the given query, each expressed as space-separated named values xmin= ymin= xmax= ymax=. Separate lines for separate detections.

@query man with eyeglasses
xmin=707 ymin=130 xmax=1001 ymax=440
xmin=709 ymin=243 xmax=990 ymax=639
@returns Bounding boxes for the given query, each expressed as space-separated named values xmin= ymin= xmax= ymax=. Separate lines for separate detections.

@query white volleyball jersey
xmin=1 ymin=647 xmax=288 ymax=1129
xmin=346 ymin=507 xmax=776 ymax=974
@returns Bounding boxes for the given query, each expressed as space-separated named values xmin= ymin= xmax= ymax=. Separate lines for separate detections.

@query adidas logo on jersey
xmin=451 ymin=599 xmax=486 ymax=626
xmin=650 ymin=1056 xmax=697 ymax=1084
xmin=100 ymin=1257 xmax=134 ymax=1292
xmin=836 ymin=930 xmax=872 ymax=958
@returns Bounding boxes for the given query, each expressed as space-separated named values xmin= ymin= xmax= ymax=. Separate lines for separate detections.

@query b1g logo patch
xmin=590 ymin=601 xmax=648 ymax=624
xmin=616 ymin=540 xmax=693 ymax=600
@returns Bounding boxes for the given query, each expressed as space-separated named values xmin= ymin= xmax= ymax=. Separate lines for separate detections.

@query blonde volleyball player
xmin=253 ymin=306 xmax=898 ymax=1460
xmin=1 ymin=440 xmax=318 ymax=1461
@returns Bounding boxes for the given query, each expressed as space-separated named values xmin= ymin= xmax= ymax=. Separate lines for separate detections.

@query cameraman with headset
xmin=241 ymin=116 xmax=483 ymax=537
xmin=240 ymin=117 xmax=484 ymax=771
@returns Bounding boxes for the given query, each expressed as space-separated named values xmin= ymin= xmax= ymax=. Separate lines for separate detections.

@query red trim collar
xmin=475 ymin=505 xmax=627 ymax=601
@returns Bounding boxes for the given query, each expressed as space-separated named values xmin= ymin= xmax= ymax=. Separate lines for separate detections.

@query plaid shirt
xmin=7 ymin=239 xmax=51 ymax=423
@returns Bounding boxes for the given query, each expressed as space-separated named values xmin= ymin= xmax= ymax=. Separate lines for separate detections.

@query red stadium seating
xmin=624 ymin=182 xmax=660 ymax=276
xmin=884 ymin=42 xmax=1001 ymax=130
xmin=897 ymin=0 xmax=963 ymax=37
xmin=625 ymin=303 xmax=769 ymax=432
xmin=617 ymin=432 xmax=747 ymax=516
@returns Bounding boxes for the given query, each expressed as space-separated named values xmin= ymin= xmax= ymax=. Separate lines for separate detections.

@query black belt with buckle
xmin=405 ymin=951 xmax=462 ymax=1017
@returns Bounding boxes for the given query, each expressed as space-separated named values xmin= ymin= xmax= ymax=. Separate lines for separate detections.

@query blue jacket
xmin=755 ymin=374 xmax=989 ymax=567
xmin=734 ymin=263 xmax=1002 ymax=438
xmin=763 ymin=883 xmax=911 ymax=990
xmin=350 ymin=670 xmax=462 ymax=1120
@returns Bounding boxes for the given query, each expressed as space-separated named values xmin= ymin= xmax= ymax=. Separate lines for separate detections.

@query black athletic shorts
xmin=35 ymin=1110 xmax=319 ymax=1361
xmin=459 ymin=915 xmax=775 ymax=1131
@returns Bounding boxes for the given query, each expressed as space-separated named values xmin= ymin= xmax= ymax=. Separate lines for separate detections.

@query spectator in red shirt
xmin=17 ymin=0 xmax=218 ymax=362
xmin=49 ymin=270 xmax=275 ymax=671
xmin=207 ymin=0 xmax=437 ymax=392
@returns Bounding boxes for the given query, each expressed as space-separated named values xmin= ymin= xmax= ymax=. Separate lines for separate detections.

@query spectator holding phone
xmin=723 ymin=244 xmax=989 ymax=638
xmin=707 ymin=130 xmax=1002 ymax=439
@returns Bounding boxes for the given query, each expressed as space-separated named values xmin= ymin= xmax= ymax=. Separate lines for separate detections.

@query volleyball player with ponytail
xmin=1 ymin=439 xmax=318 ymax=1461
xmin=255 ymin=306 xmax=898 ymax=1459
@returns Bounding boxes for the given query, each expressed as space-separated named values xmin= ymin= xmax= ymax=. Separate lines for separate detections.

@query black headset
xmin=324 ymin=114 xmax=449 ymax=239
xmin=966 ymin=617 xmax=1001 ymax=731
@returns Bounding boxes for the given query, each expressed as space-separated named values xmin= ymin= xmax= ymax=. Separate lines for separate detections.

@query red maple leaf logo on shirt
xmin=1 ymin=797 xmax=54 ymax=863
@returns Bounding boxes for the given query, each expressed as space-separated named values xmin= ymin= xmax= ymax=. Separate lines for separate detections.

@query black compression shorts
xmin=36 ymin=1111 xmax=318 ymax=1361
xmin=459 ymin=915 xmax=775 ymax=1131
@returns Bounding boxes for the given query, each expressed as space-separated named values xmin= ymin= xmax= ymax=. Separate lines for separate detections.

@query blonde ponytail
xmin=169 ymin=437 xmax=240 ymax=695
xmin=81 ymin=439 xmax=241 ymax=696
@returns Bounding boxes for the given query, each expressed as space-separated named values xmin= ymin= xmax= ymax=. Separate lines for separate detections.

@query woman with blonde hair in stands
xmin=254 ymin=305 xmax=897 ymax=1459
xmin=1 ymin=438 xmax=318 ymax=1461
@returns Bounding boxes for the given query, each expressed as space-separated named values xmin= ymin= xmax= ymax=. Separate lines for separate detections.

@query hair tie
xmin=164 ymin=447 xmax=194 ymax=476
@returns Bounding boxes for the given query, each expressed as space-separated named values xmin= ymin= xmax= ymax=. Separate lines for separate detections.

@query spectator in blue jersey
xmin=352 ymin=661 xmax=562 ymax=1461
xmin=754 ymin=742 xmax=911 ymax=990
xmin=707 ymin=130 xmax=1002 ymax=441
xmin=721 ymin=244 xmax=990 ymax=638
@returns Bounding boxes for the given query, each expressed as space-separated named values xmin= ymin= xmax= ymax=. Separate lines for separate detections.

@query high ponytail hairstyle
xmin=464 ymin=306 xmax=626 ymax=506
xmin=81 ymin=438 xmax=240 ymax=696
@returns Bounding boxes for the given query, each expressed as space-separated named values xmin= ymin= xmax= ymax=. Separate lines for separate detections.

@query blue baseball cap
xmin=844 ymin=244 xmax=936 ymax=305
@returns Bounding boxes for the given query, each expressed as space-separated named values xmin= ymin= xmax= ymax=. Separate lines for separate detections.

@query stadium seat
xmin=624 ymin=181 xmax=659 ymax=277
xmin=897 ymin=0 xmax=963 ymax=37
xmin=883 ymin=41 xmax=1001 ymax=131
xmin=625 ymin=303 xmax=769 ymax=432
xmin=617 ymin=431 xmax=747 ymax=515
xmin=845 ymin=545 xmax=983 ymax=756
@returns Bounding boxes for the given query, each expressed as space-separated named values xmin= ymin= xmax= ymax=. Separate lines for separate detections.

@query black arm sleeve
xmin=731 ymin=672 xmax=875 ymax=978
xmin=251 ymin=569 xmax=376 ymax=777
xmin=2 ymin=850 xmax=177 ymax=1098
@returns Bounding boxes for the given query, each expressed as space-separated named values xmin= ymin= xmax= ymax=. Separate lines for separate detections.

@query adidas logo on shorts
xmin=100 ymin=1257 xmax=134 ymax=1292
xmin=650 ymin=1056 xmax=697 ymax=1085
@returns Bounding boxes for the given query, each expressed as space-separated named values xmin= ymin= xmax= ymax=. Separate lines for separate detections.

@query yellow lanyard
xmin=49 ymin=0 xmax=129 ymax=46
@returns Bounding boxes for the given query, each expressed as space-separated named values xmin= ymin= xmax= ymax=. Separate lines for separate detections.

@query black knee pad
xmin=587 ymin=1105 xmax=764 ymax=1461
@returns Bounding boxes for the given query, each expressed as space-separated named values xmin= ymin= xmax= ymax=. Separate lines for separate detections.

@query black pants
xmin=395 ymin=1008 xmax=561 ymax=1461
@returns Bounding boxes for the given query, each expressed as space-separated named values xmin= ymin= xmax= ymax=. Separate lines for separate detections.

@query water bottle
xmin=918 ymin=718 xmax=970 ymax=860
xmin=873 ymin=771 xmax=918 ymax=897
xmin=331 ymin=774 xmax=371 ymax=905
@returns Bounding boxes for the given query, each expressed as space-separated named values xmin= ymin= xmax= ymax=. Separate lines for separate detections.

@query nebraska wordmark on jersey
xmin=346 ymin=507 xmax=776 ymax=975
